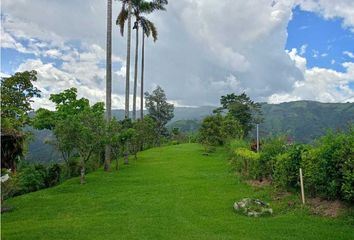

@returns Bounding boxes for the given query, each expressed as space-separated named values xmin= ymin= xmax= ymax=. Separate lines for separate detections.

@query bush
xmin=232 ymin=148 xmax=261 ymax=179
xmin=273 ymin=144 xmax=306 ymax=189
xmin=301 ymin=130 xmax=354 ymax=201
xmin=17 ymin=165 xmax=46 ymax=194
xmin=259 ymin=136 xmax=287 ymax=180
xmin=45 ymin=164 xmax=62 ymax=187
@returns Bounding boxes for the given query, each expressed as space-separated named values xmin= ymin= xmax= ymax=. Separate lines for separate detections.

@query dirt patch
xmin=247 ymin=179 xmax=271 ymax=187
xmin=307 ymin=198 xmax=346 ymax=217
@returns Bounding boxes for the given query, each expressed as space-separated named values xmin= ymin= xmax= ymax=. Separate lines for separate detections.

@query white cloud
xmin=343 ymin=51 xmax=354 ymax=58
xmin=298 ymin=0 xmax=354 ymax=31
xmin=300 ymin=44 xmax=307 ymax=55
xmin=269 ymin=50 xmax=354 ymax=103
xmin=1 ymin=0 xmax=354 ymax=108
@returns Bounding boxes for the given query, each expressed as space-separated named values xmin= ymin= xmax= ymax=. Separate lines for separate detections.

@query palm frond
xmin=140 ymin=17 xmax=151 ymax=38
xmin=116 ymin=5 xmax=128 ymax=36
xmin=146 ymin=19 xmax=158 ymax=42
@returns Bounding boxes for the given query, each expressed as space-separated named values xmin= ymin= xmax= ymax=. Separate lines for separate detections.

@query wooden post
xmin=256 ymin=124 xmax=259 ymax=152
xmin=299 ymin=168 xmax=305 ymax=204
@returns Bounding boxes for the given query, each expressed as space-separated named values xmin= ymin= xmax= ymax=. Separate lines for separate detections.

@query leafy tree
xmin=134 ymin=116 xmax=158 ymax=149
xmin=216 ymin=93 xmax=262 ymax=137
xmin=1 ymin=71 xmax=41 ymax=172
xmin=145 ymin=86 xmax=174 ymax=145
xmin=107 ymin=118 xmax=123 ymax=170
xmin=199 ymin=113 xmax=243 ymax=152
xmin=221 ymin=114 xmax=244 ymax=141
xmin=199 ymin=114 xmax=224 ymax=148
xmin=33 ymin=88 xmax=106 ymax=183
xmin=1 ymin=70 xmax=41 ymax=132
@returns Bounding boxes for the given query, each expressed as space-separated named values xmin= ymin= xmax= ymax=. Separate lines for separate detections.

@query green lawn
xmin=1 ymin=144 xmax=353 ymax=239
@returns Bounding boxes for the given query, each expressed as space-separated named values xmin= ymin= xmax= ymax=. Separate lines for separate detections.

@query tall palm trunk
xmin=140 ymin=31 xmax=145 ymax=120
xmin=132 ymin=21 xmax=139 ymax=120
xmin=104 ymin=0 xmax=112 ymax=171
xmin=125 ymin=0 xmax=132 ymax=119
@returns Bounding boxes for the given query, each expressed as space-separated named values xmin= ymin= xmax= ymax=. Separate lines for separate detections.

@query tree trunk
xmin=124 ymin=143 xmax=129 ymax=165
xmin=132 ymin=22 xmax=139 ymax=120
xmin=125 ymin=0 xmax=132 ymax=119
xmin=104 ymin=0 xmax=112 ymax=171
xmin=80 ymin=165 xmax=85 ymax=184
xmin=140 ymin=31 xmax=145 ymax=120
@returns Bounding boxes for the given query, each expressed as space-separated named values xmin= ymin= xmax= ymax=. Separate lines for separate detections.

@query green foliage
xmin=17 ymin=165 xmax=46 ymax=194
xmin=1 ymin=71 xmax=41 ymax=132
xmin=216 ymin=92 xmax=262 ymax=137
xmin=199 ymin=114 xmax=243 ymax=151
xmin=301 ymin=129 xmax=354 ymax=201
xmin=199 ymin=114 xmax=224 ymax=147
xmin=259 ymin=136 xmax=288 ymax=179
xmin=221 ymin=114 xmax=244 ymax=141
xmin=273 ymin=144 xmax=307 ymax=189
xmin=45 ymin=164 xmax=62 ymax=187
xmin=232 ymin=148 xmax=260 ymax=179
xmin=33 ymin=88 xmax=105 ymax=182
xmin=145 ymin=86 xmax=174 ymax=145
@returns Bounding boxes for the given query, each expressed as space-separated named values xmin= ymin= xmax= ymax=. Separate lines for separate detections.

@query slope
xmin=2 ymin=144 xmax=353 ymax=239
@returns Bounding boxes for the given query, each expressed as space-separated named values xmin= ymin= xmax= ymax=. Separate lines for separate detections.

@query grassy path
xmin=1 ymin=144 xmax=353 ymax=239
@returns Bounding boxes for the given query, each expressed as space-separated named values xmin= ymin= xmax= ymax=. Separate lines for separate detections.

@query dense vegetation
xmin=1 ymin=70 xmax=176 ymax=202
xmin=2 ymin=144 xmax=353 ymax=240
xmin=197 ymin=93 xmax=354 ymax=203
xmin=229 ymin=129 xmax=354 ymax=202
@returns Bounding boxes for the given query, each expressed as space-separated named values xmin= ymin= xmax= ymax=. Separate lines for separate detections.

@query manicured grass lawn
xmin=1 ymin=144 xmax=353 ymax=239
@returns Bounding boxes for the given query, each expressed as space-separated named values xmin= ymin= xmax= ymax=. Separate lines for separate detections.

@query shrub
xmin=45 ymin=164 xmax=62 ymax=187
xmin=233 ymin=148 xmax=261 ymax=179
xmin=273 ymin=144 xmax=307 ymax=189
xmin=17 ymin=165 xmax=46 ymax=194
xmin=301 ymin=130 xmax=354 ymax=201
xmin=259 ymin=136 xmax=287 ymax=180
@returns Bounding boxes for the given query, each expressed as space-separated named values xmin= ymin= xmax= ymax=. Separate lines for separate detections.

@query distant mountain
xmin=25 ymin=101 xmax=353 ymax=163
xmin=110 ymin=106 xmax=215 ymax=122
xmin=257 ymin=101 xmax=354 ymax=142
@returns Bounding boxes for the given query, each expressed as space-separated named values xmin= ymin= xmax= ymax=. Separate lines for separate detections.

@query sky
xmin=1 ymin=0 xmax=354 ymax=110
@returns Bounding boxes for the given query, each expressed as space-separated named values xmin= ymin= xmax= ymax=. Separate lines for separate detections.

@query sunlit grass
xmin=1 ymin=144 xmax=353 ymax=239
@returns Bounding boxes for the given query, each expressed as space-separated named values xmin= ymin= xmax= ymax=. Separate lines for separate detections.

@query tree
xmin=117 ymin=0 xmax=132 ymax=118
xmin=33 ymin=88 xmax=106 ymax=183
xmin=133 ymin=0 xmax=167 ymax=120
xmin=134 ymin=115 xmax=158 ymax=149
xmin=216 ymin=93 xmax=262 ymax=137
xmin=1 ymin=71 xmax=41 ymax=132
xmin=199 ymin=113 xmax=243 ymax=152
xmin=145 ymin=86 xmax=174 ymax=145
xmin=1 ymin=71 xmax=41 ymax=172
xmin=199 ymin=114 xmax=224 ymax=148
xmin=105 ymin=0 xmax=113 ymax=171
xmin=221 ymin=114 xmax=244 ymax=141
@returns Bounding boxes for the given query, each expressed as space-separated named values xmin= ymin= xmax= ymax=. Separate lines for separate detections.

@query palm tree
xmin=104 ymin=0 xmax=112 ymax=171
xmin=117 ymin=0 xmax=132 ymax=119
xmin=137 ymin=0 xmax=167 ymax=120
xmin=139 ymin=16 xmax=157 ymax=119
xmin=117 ymin=0 xmax=167 ymax=120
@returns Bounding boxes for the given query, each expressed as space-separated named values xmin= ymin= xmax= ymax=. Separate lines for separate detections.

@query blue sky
xmin=286 ymin=6 xmax=354 ymax=73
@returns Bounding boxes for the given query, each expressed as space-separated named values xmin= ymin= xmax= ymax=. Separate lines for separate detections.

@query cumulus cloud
xmin=269 ymin=49 xmax=354 ymax=103
xmin=1 ymin=0 xmax=354 ymax=108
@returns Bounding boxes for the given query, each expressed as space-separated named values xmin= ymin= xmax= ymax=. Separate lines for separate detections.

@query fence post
xmin=299 ymin=168 xmax=305 ymax=205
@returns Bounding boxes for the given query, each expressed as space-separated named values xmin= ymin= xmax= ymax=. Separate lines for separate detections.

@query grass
xmin=1 ymin=143 xmax=353 ymax=239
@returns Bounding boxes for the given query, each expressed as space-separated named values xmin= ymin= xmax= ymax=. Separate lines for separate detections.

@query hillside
xmin=2 ymin=144 xmax=353 ymax=240
xmin=26 ymin=101 xmax=353 ymax=162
